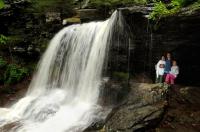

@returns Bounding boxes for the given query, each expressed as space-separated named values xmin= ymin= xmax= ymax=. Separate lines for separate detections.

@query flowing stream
xmin=0 ymin=11 xmax=126 ymax=132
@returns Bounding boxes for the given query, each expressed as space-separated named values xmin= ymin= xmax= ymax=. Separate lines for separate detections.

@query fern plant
xmin=4 ymin=64 xmax=28 ymax=84
xmin=0 ymin=56 xmax=7 ymax=68
xmin=149 ymin=0 xmax=199 ymax=20
xmin=0 ymin=34 xmax=8 ymax=45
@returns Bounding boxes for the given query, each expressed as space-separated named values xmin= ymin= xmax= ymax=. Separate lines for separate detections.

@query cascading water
xmin=0 ymin=11 xmax=127 ymax=132
xmin=83 ymin=0 xmax=90 ymax=8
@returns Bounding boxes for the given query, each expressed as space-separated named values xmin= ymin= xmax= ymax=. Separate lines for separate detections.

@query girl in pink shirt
xmin=165 ymin=60 xmax=179 ymax=85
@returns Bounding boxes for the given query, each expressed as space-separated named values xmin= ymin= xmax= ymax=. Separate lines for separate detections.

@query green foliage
xmin=0 ymin=56 xmax=7 ymax=68
xmin=0 ymin=34 xmax=8 ymax=45
xmin=0 ymin=0 xmax=4 ymax=9
xmin=149 ymin=0 xmax=199 ymax=20
xmin=4 ymin=64 xmax=28 ymax=84
xmin=149 ymin=0 xmax=180 ymax=20
xmin=113 ymin=72 xmax=129 ymax=81
xmin=0 ymin=57 xmax=32 ymax=85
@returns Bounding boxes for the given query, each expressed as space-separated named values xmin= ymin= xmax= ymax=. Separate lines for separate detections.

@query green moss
xmin=113 ymin=72 xmax=129 ymax=81
xmin=64 ymin=17 xmax=81 ymax=23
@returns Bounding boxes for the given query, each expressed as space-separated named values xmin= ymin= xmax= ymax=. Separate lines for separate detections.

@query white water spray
xmin=0 ymin=11 xmax=126 ymax=132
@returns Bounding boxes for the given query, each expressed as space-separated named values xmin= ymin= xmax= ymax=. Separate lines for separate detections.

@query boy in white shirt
xmin=155 ymin=56 xmax=166 ymax=84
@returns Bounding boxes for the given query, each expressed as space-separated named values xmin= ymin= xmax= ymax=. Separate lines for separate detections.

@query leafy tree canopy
xmin=149 ymin=0 xmax=200 ymax=20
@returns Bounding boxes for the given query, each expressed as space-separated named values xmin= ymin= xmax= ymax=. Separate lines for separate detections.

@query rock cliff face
xmin=151 ymin=14 xmax=200 ymax=86
xmin=119 ymin=7 xmax=200 ymax=86
xmin=97 ymin=8 xmax=200 ymax=131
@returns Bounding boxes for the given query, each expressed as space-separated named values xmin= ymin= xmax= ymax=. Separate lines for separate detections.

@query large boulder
xmin=157 ymin=85 xmax=200 ymax=131
xmin=104 ymin=83 xmax=167 ymax=131
xmin=86 ymin=83 xmax=168 ymax=132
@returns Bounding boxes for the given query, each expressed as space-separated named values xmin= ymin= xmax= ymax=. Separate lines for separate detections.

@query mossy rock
xmin=63 ymin=17 xmax=81 ymax=25
xmin=112 ymin=72 xmax=129 ymax=81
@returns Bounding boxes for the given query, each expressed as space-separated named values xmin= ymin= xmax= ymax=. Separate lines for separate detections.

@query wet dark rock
xmin=85 ymin=120 xmax=105 ymax=132
xmin=0 ymin=0 xmax=30 ymax=16
xmin=45 ymin=12 xmax=61 ymax=23
xmin=13 ymin=45 xmax=40 ymax=55
xmin=99 ymin=80 xmax=129 ymax=106
xmin=104 ymin=83 xmax=167 ymax=131
xmin=89 ymin=82 xmax=167 ymax=132
xmin=77 ymin=9 xmax=108 ymax=22
xmin=178 ymin=86 xmax=200 ymax=105
xmin=119 ymin=6 xmax=152 ymax=16
xmin=157 ymin=85 xmax=200 ymax=131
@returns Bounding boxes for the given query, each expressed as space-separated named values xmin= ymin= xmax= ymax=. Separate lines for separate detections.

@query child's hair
xmin=166 ymin=52 xmax=171 ymax=57
xmin=172 ymin=60 xmax=177 ymax=65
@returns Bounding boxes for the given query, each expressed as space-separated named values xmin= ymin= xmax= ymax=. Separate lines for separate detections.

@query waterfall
xmin=83 ymin=0 xmax=90 ymax=8
xmin=0 ymin=11 xmax=126 ymax=132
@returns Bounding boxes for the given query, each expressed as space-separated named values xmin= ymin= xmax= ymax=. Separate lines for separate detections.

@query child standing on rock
xmin=164 ymin=53 xmax=172 ymax=75
xmin=155 ymin=56 xmax=166 ymax=85
xmin=165 ymin=60 xmax=179 ymax=86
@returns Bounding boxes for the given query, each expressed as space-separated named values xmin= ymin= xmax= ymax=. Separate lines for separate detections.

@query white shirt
xmin=170 ymin=66 xmax=179 ymax=77
xmin=156 ymin=60 xmax=166 ymax=78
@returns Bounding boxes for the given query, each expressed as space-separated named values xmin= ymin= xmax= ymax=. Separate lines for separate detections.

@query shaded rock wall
xmin=78 ymin=9 xmax=108 ymax=22
xmin=120 ymin=8 xmax=200 ymax=86
xmin=151 ymin=14 xmax=200 ymax=86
